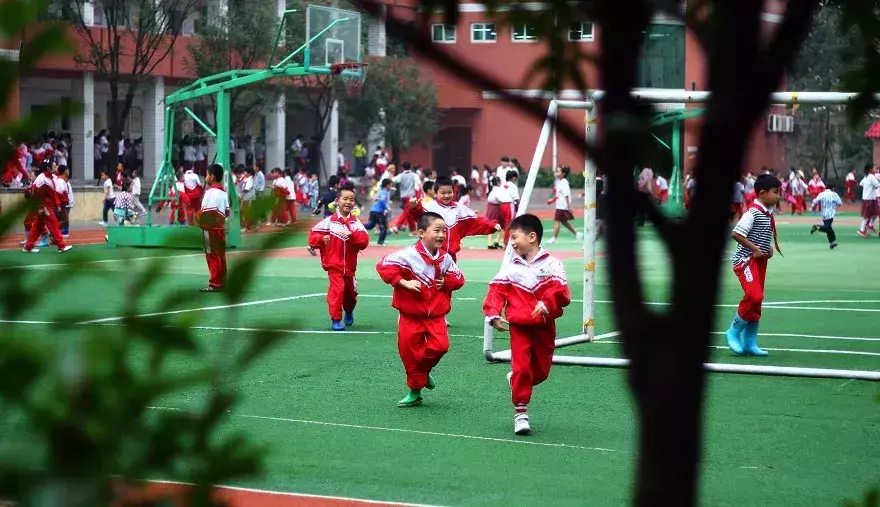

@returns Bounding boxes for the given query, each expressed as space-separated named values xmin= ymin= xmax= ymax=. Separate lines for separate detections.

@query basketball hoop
xmin=330 ymin=62 xmax=368 ymax=97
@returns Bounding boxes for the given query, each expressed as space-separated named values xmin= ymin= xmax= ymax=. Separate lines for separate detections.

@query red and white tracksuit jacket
xmin=197 ymin=184 xmax=229 ymax=289
xmin=308 ymin=212 xmax=370 ymax=321
xmin=483 ymin=249 xmax=571 ymax=408
xmin=409 ymin=199 xmax=498 ymax=260
xmin=183 ymin=170 xmax=203 ymax=224
xmin=376 ymin=240 xmax=466 ymax=390
xmin=24 ymin=171 xmax=67 ymax=251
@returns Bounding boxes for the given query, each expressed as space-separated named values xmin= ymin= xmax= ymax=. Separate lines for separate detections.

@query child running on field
xmin=483 ymin=214 xmax=570 ymax=435
xmin=308 ymin=183 xmax=370 ymax=331
xmin=724 ymin=174 xmax=782 ymax=356
xmin=810 ymin=184 xmax=842 ymax=249
xmin=546 ymin=166 xmax=582 ymax=244
xmin=376 ymin=212 xmax=465 ymax=408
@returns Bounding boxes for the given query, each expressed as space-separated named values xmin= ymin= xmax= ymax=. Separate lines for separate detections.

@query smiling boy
xmin=376 ymin=212 xmax=466 ymax=407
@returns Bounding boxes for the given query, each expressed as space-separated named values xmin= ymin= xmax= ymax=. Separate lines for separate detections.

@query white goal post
xmin=482 ymin=88 xmax=880 ymax=382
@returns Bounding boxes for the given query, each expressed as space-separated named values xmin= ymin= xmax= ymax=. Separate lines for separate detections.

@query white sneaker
xmin=514 ymin=413 xmax=531 ymax=435
xmin=59 ymin=245 xmax=73 ymax=253
xmin=576 ymin=232 xmax=584 ymax=242
xmin=22 ymin=248 xmax=39 ymax=253
xmin=546 ymin=237 xmax=556 ymax=244
xmin=98 ymin=221 xmax=107 ymax=227
xmin=507 ymin=371 xmax=513 ymax=388
xmin=18 ymin=239 xmax=26 ymax=246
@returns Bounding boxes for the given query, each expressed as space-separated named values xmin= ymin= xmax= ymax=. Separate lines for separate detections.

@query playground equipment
xmin=484 ymin=89 xmax=880 ymax=381
xmin=107 ymin=4 xmax=365 ymax=248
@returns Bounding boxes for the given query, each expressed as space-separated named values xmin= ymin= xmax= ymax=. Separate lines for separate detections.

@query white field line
xmin=78 ymin=293 xmax=327 ymax=324
xmin=145 ymin=479 xmax=441 ymax=507
xmin=4 ymin=319 xmax=875 ymax=358
xmin=596 ymin=340 xmax=880 ymax=357
xmin=149 ymin=406 xmax=620 ymax=453
xmin=0 ymin=252 xmax=205 ymax=271
xmin=710 ymin=331 xmax=880 ymax=343
xmin=579 ymin=299 xmax=880 ymax=312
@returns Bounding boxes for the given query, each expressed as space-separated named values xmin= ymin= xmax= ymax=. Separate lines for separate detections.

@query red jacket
xmin=411 ymin=199 xmax=498 ymax=257
xmin=28 ymin=172 xmax=60 ymax=211
xmin=483 ymin=248 xmax=571 ymax=326
xmin=376 ymin=240 xmax=465 ymax=318
xmin=308 ymin=212 xmax=370 ymax=275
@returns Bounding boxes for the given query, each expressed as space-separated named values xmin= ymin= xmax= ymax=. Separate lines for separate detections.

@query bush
xmin=528 ymin=168 xmax=585 ymax=189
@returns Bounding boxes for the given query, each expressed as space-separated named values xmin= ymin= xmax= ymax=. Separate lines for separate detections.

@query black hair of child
xmin=418 ymin=211 xmax=444 ymax=231
xmin=207 ymin=163 xmax=224 ymax=181
xmin=753 ymin=173 xmax=782 ymax=194
xmin=434 ymin=176 xmax=454 ymax=191
xmin=509 ymin=213 xmax=544 ymax=243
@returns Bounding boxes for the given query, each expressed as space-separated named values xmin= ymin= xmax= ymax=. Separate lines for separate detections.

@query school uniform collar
xmin=415 ymin=240 xmax=442 ymax=261
xmin=208 ymin=182 xmax=224 ymax=190
xmin=333 ymin=211 xmax=355 ymax=224
xmin=513 ymin=247 xmax=550 ymax=265
xmin=750 ymin=200 xmax=770 ymax=214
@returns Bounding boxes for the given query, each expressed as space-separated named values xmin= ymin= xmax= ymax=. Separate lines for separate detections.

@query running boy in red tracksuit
xmin=376 ymin=212 xmax=466 ymax=408
xmin=22 ymin=161 xmax=72 ymax=254
xmin=724 ymin=173 xmax=782 ymax=356
xmin=483 ymin=214 xmax=570 ymax=435
xmin=197 ymin=164 xmax=230 ymax=292
xmin=308 ymin=183 xmax=370 ymax=331
xmin=406 ymin=176 xmax=501 ymax=262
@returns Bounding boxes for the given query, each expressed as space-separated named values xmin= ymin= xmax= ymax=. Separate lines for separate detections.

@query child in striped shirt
xmin=724 ymin=174 xmax=782 ymax=357
xmin=809 ymin=184 xmax=842 ymax=249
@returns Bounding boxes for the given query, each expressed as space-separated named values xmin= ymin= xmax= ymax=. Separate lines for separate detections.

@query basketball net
xmin=331 ymin=63 xmax=368 ymax=97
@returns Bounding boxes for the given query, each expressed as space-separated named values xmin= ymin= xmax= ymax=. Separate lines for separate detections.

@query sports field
xmin=1 ymin=213 xmax=878 ymax=506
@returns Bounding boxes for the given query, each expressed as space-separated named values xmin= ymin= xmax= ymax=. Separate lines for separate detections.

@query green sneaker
xmin=426 ymin=373 xmax=436 ymax=390
xmin=397 ymin=389 xmax=422 ymax=408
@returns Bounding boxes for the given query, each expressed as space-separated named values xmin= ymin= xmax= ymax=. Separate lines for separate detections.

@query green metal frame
xmin=108 ymin=11 xmax=354 ymax=249
xmin=649 ymin=107 xmax=705 ymax=214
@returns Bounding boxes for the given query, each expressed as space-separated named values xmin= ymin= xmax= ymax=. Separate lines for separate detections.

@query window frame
xmin=511 ymin=23 xmax=538 ymax=43
xmin=470 ymin=22 xmax=497 ymax=43
xmin=431 ymin=23 xmax=457 ymax=43
xmin=568 ymin=21 xmax=595 ymax=42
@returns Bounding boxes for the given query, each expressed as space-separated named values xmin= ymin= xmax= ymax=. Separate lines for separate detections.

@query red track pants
xmin=394 ymin=197 xmax=418 ymax=232
xmin=397 ymin=314 xmax=449 ymax=390
xmin=286 ymin=200 xmax=297 ymax=223
xmin=327 ymin=272 xmax=357 ymax=321
xmin=733 ymin=256 xmax=767 ymax=322
xmin=203 ymin=229 xmax=227 ymax=289
xmin=25 ymin=210 xmax=66 ymax=251
xmin=500 ymin=203 xmax=513 ymax=244
xmin=186 ymin=191 xmax=202 ymax=225
xmin=509 ymin=323 xmax=556 ymax=407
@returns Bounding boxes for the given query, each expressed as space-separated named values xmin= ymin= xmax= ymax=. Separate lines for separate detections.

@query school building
xmin=389 ymin=0 xmax=793 ymax=177
xmin=0 ymin=0 xmax=793 ymax=184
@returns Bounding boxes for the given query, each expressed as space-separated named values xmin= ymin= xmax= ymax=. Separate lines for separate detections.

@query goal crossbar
xmin=482 ymin=90 xmax=880 ymax=382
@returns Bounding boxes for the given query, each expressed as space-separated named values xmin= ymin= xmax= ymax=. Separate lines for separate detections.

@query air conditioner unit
xmin=182 ymin=18 xmax=195 ymax=36
xmin=767 ymin=114 xmax=794 ymax=133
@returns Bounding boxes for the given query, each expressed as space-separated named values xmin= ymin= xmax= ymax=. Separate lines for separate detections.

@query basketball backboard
xmin=305 ymin=4 xmax=362 ymax=71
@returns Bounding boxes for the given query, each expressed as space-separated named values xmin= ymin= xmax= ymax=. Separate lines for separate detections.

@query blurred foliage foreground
xmin=0 ymin=3 xmax=288 ymax=504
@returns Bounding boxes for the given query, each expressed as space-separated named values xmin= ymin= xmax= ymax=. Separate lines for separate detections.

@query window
xmin=636 ymin=25 xmax=685 ymax=89
xmin=568 ymin=21 xmax=594 ymax=42
xmin=432 ymin=23 xmax=456 ymax=43
xmin=471 ymin=22 xmax=497 ymax=43
xmin=512 ymin=24 xmax=537 ymax=42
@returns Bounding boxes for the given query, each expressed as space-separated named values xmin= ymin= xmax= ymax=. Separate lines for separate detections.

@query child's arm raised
xmin=457 ymin=206 xmax=501 ymax=237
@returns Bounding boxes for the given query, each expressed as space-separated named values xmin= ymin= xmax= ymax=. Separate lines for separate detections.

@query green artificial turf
xmin=0 ymin=217 xmax=877 ymax=506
